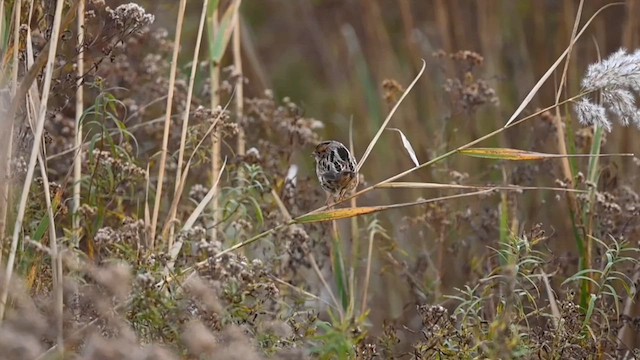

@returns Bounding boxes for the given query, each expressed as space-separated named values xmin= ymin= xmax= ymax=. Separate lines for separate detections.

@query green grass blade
xmin=331 ymin=235 xmax=349 ymax=311
xmin=206 ymin=0 xmax=220 ymax=58
xmin=208 ymin=0 xmax=240 ymax=64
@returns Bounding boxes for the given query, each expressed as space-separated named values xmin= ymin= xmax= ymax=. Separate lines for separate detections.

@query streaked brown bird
xmin=312 ymin=140 xmax=358 ymax=204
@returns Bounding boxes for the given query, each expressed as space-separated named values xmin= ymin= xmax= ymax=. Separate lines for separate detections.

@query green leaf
xmin=582 ymin=293 xmax=596 ymax=327
xmin=32 ymin=216 xmax=50 ymax=242
xmin=206 ymin=0 xmax=221 ymax=57
xmin=208 ymin=0 xmax=241 ymax=64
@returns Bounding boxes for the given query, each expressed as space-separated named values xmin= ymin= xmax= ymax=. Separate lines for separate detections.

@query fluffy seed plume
xmin=575 ymin=48 xmax=640 ymax=131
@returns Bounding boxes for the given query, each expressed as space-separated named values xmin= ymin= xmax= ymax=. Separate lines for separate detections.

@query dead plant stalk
xmin=0 ymin=0 xmax=66 ymax=323
xmin=167 ymin=0 xmax=211 ymax=249
xmin=150 ymin=0 xmax=187 ymax=250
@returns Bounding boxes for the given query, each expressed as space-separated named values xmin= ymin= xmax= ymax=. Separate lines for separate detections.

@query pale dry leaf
xmin=387 ymin=128 xmax=420 ymax=167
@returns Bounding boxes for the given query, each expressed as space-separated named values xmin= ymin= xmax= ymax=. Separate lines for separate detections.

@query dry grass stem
xmin=150 ymin=0 xmax=187 ymax=249
xmin=0 ymin=0 xmax=66 ymax=322
xmin=167 ymin=0 xmax=211 ymax=249
xmin=72 ymin=0 xmax=85 ymax=247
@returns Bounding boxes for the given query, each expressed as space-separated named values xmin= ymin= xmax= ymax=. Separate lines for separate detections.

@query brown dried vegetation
xmin=1 ymin=1 xmax=640 ymax=360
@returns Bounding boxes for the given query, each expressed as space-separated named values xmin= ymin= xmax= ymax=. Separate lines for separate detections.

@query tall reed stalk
xmin=0 ymin=0 xmax=66 ymax=323
xmin=150 ymin=0 xmax=187 ymax=250
xmin=73 ymin=0 xmax=85 ymax=248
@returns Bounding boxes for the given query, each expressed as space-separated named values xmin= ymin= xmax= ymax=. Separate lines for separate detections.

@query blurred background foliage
xmin=131 ymin=0 xmax=640 ymax=308
xmin=142 ymin=0 xmax=640 ymax=193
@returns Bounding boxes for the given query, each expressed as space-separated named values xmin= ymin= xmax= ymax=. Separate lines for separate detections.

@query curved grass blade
xmin=387 ymin=128 xmax=419 ymax=167
xmin=356 ymin=59 xmax=426 ymax=172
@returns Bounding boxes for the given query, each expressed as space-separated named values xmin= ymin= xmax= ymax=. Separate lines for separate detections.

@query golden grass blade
xmin=150 ymin=0 xmax=187 ymax=249
xmin=387 ymin=128 xmax=419 ymax=167
xmin=296 ymin=207 xmax=382 ymax=223
xmin=460 ymin=148 xmax=550 ymax=160
xmin=460 ymin=147 xmax=633 ymax=161
xmin=503 ymin=2 xmax=624 ymax=127
xmin=356 ymin=59 xmax=426 ymax=172
xmin=297 ymin=189 xmax=492 ymax=223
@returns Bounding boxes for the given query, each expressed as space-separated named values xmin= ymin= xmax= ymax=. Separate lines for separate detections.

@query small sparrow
xmin=312 ymin=140 xmax=358 ymax=204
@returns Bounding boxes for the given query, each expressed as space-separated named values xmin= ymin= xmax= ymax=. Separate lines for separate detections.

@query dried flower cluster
xmin=107 ymin=3 xmax=155 ymax=30
xmin=434 ymin=50 xmax=499 ymax=113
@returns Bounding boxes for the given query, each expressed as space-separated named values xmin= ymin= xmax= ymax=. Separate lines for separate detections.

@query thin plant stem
xmin=150 ymin=0 xmax=187 ymax=250
xmin=25 ymin=73 xmax=64 ymax=357
xmin=73 ymin=0 xmax=85 ymax=248
xmin=0 ymin=0 xmax=66 ymax=323
xmin=208 ymin=6 xmax=221 ymax=242
xmin=167 ymin=0 xmax=211 ymax=249
xmin=309 ymin=252 xmax=344 ymax=321
xmin=348 ymin=118 xmax=359 ymax=317
xmin=360 ymin=228 xmax=375 ymax=315
xmin=233 ymin=9 xmax=245 ymax=156
xmin=0 ymin=0 xmax=22 ymax=262
xmin=38 ymin=154 xmax=63 ymax=356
